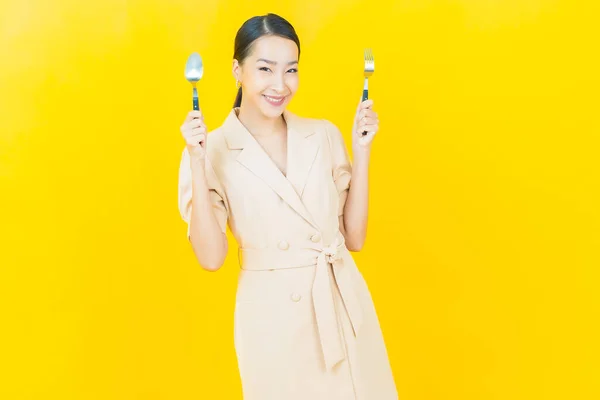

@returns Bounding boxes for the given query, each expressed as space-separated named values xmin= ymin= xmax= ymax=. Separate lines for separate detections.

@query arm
xmin=332 ymin=99 xmax=379 ymax=252
xmin=178 ymin=148 xmax=229 ymax=271
xmin=339 ymin=149 xmax=371 ymax=251
xmin=188 ymin=161 xmax=228 ymax=271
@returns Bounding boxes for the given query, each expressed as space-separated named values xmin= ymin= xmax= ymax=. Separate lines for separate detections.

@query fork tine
xmin=364 ymin=48 xmax=374 ymax=72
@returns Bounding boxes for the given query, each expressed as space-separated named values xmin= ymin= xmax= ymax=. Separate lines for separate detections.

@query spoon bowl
xmin=184 ymin=52 xmax=204 ymax=110
xmin=185 ymin=52 xmax=204 ymax=83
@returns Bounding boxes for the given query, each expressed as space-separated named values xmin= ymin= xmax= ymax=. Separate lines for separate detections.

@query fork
xmin=362 ymin=48 xmax=375 ymax=136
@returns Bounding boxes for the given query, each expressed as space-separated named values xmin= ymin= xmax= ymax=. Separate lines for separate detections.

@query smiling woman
xmin=232 ymin=15 xmax=300 ymax=113
xmin=240 ymin=42 xmax=299 ymax=111
xmin=177 ymin=12 xmax=393 ymax=400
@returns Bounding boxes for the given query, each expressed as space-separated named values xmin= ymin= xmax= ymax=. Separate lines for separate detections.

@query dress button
xmin=290 ymin=293 xmax=302 ymax=302
xmin=278 ymin=240 xmax=289 ymax=250
xmin=311 ymin=233 xmax=321 ymax=243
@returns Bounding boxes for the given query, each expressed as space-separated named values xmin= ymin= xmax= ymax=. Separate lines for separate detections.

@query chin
xmin=259 ymin=106 xmax=285 ymax=119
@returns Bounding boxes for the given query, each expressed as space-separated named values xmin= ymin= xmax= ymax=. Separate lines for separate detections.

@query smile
xmin=263 ymin=95 xmax=286 ymax=106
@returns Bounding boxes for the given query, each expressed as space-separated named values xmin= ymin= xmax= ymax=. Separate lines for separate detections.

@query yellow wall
xmin=1 ymin=0 xmax=599 ymax=398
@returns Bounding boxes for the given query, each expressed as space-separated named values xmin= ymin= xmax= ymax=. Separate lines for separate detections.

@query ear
xmin=232 ymin=59 xmax=241 ymax=81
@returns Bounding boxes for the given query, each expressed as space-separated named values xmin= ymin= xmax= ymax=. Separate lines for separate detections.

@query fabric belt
xmin=238 ymin=234 xmax=363 ymax=370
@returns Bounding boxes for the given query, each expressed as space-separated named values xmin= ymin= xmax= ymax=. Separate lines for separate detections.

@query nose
xmin=271 ymin=73 xmax=286 ymax=93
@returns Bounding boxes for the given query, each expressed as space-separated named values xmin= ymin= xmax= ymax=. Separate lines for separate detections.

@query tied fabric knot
xmin=237 ymin=232 xmax=363 ymax=371
xmin=312 ymin=235 xmax=363 ymax=370
xmin=322 ymin=239 xmax=341 ymax=264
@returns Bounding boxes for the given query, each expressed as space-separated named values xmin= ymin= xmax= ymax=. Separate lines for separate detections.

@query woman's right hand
xmin=180 ymin=110 xmax=207 ymax=163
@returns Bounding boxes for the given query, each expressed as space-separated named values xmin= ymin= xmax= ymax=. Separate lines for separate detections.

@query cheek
xmin=245 ymin=71 xmax=268 ymax=92
xmin=286 ymin=75 xmax=299 ymax=93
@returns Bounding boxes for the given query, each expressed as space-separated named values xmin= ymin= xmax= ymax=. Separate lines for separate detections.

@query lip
xmin=262 ymin=94 xmax=287 ymax=106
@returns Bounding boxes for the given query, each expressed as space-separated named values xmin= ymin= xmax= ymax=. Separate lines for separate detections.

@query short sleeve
xmin=177 ymin=147 xmax=228 ymax=238
xmin=323 ymin=120 xmax=352 ymax=217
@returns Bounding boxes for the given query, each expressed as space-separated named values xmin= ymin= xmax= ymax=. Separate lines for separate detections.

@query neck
xmin=236 ymin=104 xmax=286 ymax=137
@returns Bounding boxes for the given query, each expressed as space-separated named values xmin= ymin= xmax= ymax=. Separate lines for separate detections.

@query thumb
xmin=355 ymin=96 xmax=364 ymax=119
xmin=356 ymin=97 xmax=373 ymax=114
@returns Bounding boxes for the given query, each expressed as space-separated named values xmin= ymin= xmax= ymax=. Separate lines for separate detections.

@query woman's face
xmin=233 ymin=35 xmax=299 ymax=119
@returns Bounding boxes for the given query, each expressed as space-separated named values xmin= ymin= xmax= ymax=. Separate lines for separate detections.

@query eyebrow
xmin=256 ymin=58 xmax=299 ymax=66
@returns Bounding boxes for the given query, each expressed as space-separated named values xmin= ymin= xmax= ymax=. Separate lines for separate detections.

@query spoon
xmin=184 ymin=52 xmax=204 ymax=110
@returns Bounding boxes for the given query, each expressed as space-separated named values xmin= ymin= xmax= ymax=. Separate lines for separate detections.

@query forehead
xmin=248 ymin=35 xmax=298 ymax=62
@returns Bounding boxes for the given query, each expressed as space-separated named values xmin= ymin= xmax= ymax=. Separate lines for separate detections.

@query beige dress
xmin=178 ymin=108 xmax=398 ymax=399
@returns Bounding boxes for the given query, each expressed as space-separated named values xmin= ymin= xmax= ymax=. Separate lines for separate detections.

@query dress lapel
xmin=285 ymin=110 xmax=320 ymax=199
xmin=222 ymin=108 xmax=321 ymax=231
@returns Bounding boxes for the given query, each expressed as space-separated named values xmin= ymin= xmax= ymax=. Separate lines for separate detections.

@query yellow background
xmin=1 ymin=0 xmax=599 ymax=398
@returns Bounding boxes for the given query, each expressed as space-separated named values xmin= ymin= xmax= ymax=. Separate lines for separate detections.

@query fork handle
xmin=361 ymin=88 xmax=368 ymax=136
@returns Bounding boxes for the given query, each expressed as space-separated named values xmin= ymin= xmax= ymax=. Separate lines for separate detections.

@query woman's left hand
xmin=352 ymin=99 xmax=379 ymax=151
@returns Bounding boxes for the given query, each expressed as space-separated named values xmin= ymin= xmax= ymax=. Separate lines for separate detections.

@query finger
xmin=358 ymin=108 xmax=377 ymax=120
xmin=189 ymin=110 xmax=203 ymax=118
xmin=359 ymin=99 xmax=374 ymax=110
xmin=191 ymin=126 xmax=207 ymax=135
xmin=356 ymin=98 xmax=372 ymax=115
xmin=364 ymin=123 xmax=379 ymax=132
xmin=182 ymin=120 xmax=204 ymax=133
xmin=365 ymin=109 xmax=378 ymax=119
xmin=357 ymin=96 xmax=374 ymax=107
xmin=184 ymin=110 xmax=203 ymax=123
xmin=358 ymin=124 xmax=379 ymax=135
xmin=188 ymin=119 xmax=205 ymax=129
xmin=187 ymin=133 xmax=206 ymax=145
xmin=359 ymin=116 xmax=378 ymax=126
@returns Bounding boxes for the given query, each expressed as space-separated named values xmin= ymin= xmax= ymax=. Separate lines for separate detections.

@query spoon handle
xmin=192 ymin=87 xmax=199 ymax=111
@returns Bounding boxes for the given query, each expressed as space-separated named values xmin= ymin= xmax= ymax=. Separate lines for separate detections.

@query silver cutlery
xmin=362 ymin=48 xmax=375 ymax=136
xmin=184 ymin=52 xmax=204 ymax=110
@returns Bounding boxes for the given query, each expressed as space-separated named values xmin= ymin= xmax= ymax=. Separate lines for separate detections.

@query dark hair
xmin=233 ymin=13 xmax=301 ymax=108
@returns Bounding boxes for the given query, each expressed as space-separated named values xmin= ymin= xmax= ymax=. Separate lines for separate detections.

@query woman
xmin=178 ymin=13 xmax=398 ymax=400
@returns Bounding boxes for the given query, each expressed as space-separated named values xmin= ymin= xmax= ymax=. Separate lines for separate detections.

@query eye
xmin=287 ymin=68 xmax=298 ymax=73
xmin=259 ymin=67 xmax=271 ymax=72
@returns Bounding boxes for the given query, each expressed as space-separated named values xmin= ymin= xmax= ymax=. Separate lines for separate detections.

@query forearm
xmin=188 ymin=162 xmax=228 ymax=271
xmin=342 ymin=149 xmax=371 ymax=251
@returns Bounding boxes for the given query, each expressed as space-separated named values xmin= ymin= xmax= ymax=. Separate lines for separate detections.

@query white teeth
xmin=264 ymin=95 xmax=284 ymax=103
